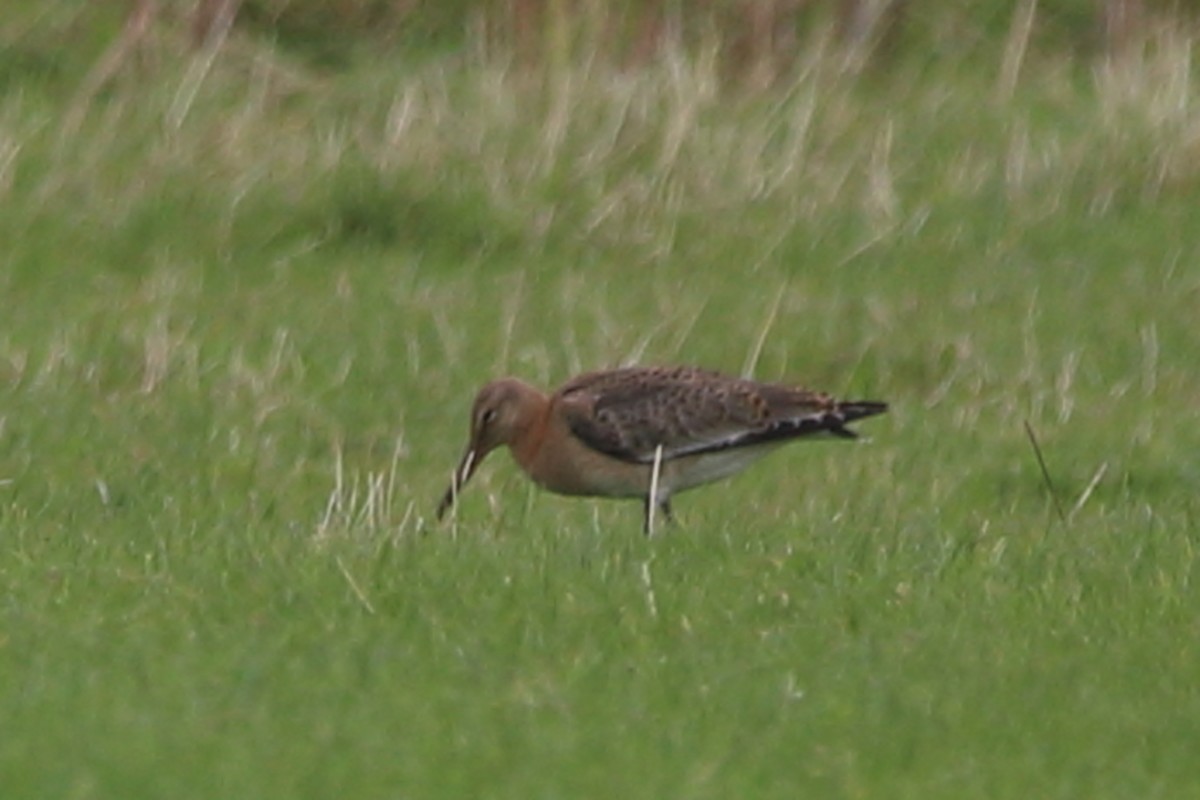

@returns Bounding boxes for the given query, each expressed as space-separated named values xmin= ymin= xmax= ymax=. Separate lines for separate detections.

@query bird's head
xmin=436 ymin=378 xmax=539 ymax=520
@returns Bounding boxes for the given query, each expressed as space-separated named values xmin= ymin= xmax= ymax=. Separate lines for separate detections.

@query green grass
xmin=2 ymin=8 xmax=1200 ymax=799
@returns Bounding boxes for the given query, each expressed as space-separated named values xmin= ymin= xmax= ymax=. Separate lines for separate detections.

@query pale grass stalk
xmin=647 ymin=444 xmax=664 ymax=537
xmin=331 ymin=353 xmax=354 ymax=388
xmin=640 ymin=558 xmax=658 ymax=617
xmin=1093 ymin=28 xmax=1198 ymax=197
xmin=1088 ymin=186 xmax=1115 ymax=217
xmin=612 ymin=324 xmax=645 ymax=367
xmin=742 ymin=287 xmax=786 ymax=379
xmin=316 ymin=442 xmax=347 ymax=541
xmin=745 ymin=221 xmax=794 ymax=276
xmin=1056 ymin=350 xmax=1080 ymax=423
xmin=33 ymin=332 xmax=73 ymax=388
xmin=234 ymin=55 xmax=277 ymax=129
xmin=1140 ymin=323 xmax=1159 ymax=398
xmin=445 ymin=456 xmax=464 ymax=542
xmin=168 ymin=8 xmax=236 ymax=130
xmin=666 ymin=296 xmax=711 ymax=357
xmin=430 ymin=306 xmax=464 ymax=365
xmin=336 ymin=556 xmax=377 ymax=614
xmin=1096 ymin=27 xmax=1194 ymax=129
xmin=583 ymin=282 xmax=618 ymax=350
xmin=210 ymin=140 xmax=256 ymax=244
xmin=1134 ymin=323 xmax=1159 ymax=443
xmin=316 ymin=129 xmax=351 ymax=171
xmin=944 ymin=147 xmax=988 ymax=197
xmin=405 ymin=321 xmax=422 ymax=377
xmin=762 ymin=89 xmax=817 ymax=196
xmin=416 ymin=50 xmax=874 ymax=258
xmin=1069 ymin=462 xmax=1109 ymax=520
xmin=267 ymin=328 xmax=292 ymax=383
xmin=395 ymin=500 xmax=417 ymax=538
xmin=623 ymin=319 xmax=671 ymax=367
xmin=657 ymin=71 xmax=699 ymax=174
xmin=649 ymin=182 xmax=682 ymax=259
xmin=561 ymin=321 xmax=583 ymax=376
xmin=582 ymin=83 xmax=637 ymax=171
xmin=355 ymin=473 xmax=381 ymax=530
xmin=387 ymin=433 xmax=405 ymax=512
xmin=496 ymin=269 xmax=526 ymax=373
xmin=2 ymin=345 xmax=29 ymax=387
xmin=822 ymin=160 xmax=858 ymax=217
xmin=1004 ymin=120 xmax=1030 ymax=197
xmin=385 ymin=87 xmax=418 ymax=149
xmin=998 ymin=0 xmax=1038 ymax=104
xmin=986 ymin=528 xmax=1008 ymax=567
xmin=59 ymin=0 xmax=155 ymax=142
xmin=866 ymin=119 xmax=897 ymax=228
xmin=518 ymin=343 xmax=553 ymax=387
xmin=834 ymin=226 xmax=891 ymax=269
xmin=140 ymin=314 xmax=172 ymax=394
xmin=582 ymin=191 xmax=624 ymax=236
xmin=317 ymin=437 xmax=413 ymax=542
xmin=0 ymin=133 xmax=20 ymax=199
xmin=41 ymin=94 xmax=126 ymax=206
xmin=370 ymin=473 xmax=391 ymax=529
xmin=540 ymin=72 xmax=575 ymax=176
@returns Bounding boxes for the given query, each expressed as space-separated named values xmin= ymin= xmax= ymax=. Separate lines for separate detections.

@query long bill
xmin=436 ymin=446 xmax=479 ymax=520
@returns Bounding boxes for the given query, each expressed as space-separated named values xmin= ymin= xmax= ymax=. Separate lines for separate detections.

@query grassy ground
xmin=2 ymin=5 xmax=1200 ymax=798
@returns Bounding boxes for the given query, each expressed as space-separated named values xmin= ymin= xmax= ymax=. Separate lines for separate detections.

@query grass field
xmin=2 ymin=5 xmax=1200 ymax=798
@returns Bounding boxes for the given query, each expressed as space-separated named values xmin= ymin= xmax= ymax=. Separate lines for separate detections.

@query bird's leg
xmin=642 ymin=496 xmax=674 ymax=537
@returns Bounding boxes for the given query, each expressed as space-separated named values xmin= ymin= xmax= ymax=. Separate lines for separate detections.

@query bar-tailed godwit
xmin=437 ymin=365 xmax=886 ymax=534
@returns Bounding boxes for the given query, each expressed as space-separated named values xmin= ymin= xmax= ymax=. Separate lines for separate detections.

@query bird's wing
xmin=558 ymin=366 xmax=881 ymax=464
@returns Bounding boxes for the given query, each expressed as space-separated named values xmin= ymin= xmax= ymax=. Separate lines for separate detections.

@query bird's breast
xmin=513 ymin=411 xmax=648 ymax=499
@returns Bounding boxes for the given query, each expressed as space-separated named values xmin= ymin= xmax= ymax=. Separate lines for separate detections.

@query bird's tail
xmin=828 ymin=400 xmax=888 ymax=438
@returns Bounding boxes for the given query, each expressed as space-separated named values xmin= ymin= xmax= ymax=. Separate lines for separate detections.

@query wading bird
xmin=437 ymin=365 xmax=886 ymax=534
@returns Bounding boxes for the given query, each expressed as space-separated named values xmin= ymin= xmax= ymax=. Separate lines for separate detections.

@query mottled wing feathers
xmin=560 ymin=366 xmax=767 ymax=462
xmin=558 ymin=366 xmax=886 ymax=464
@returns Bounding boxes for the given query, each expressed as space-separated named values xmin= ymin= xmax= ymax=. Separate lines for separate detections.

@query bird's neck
xmin=508 ymin=390 xmax=551 ymax=471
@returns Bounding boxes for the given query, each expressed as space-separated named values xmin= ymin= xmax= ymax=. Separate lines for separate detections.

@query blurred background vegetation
xmin=4 ymin=0 xmax=1195 ymax=89
xmin=3 ymin=5 xmax=1199 ymax=797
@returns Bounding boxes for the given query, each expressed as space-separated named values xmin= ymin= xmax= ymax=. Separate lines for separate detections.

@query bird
xmin=436 ymin=365 xmax=887 ymax=534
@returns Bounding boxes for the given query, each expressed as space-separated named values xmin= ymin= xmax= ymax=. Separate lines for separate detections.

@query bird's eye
xmin=480 ymin=408 xmax=498 ymax=426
